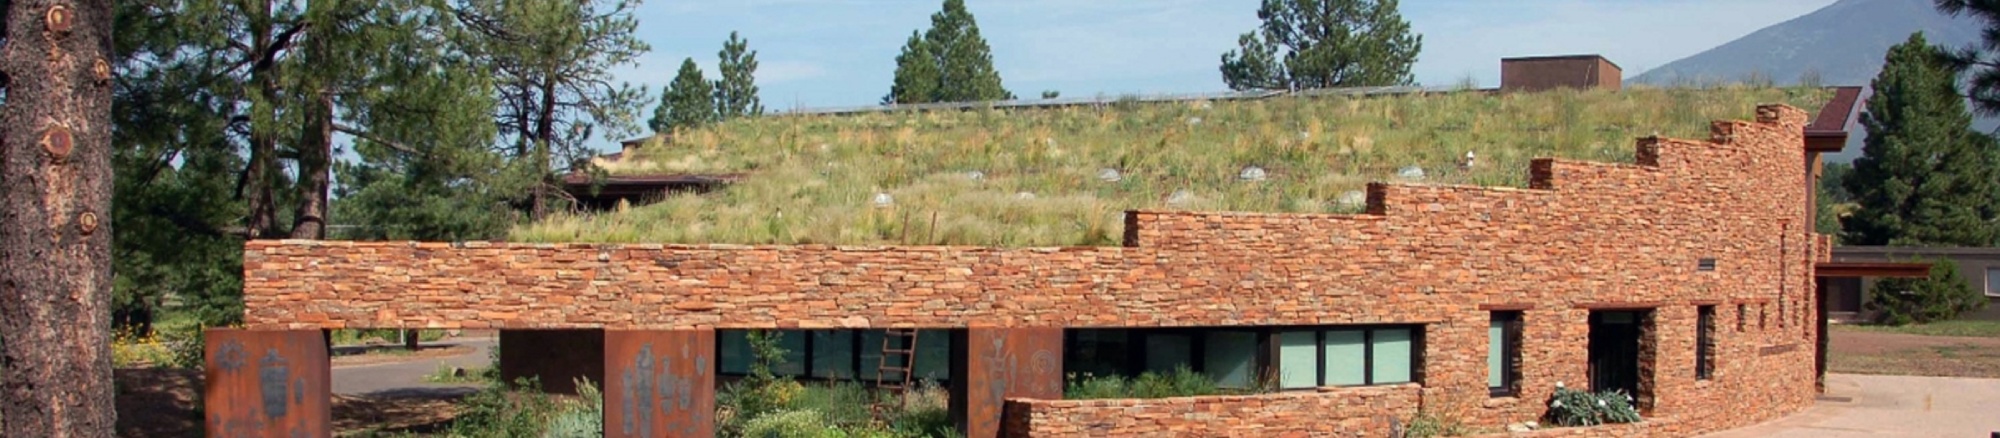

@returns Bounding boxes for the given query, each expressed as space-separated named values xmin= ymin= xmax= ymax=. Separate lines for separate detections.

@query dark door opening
xmin=1588 ymin=311 xmax=1643 ymax=397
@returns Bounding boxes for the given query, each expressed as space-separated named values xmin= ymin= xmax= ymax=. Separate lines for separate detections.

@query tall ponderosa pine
xmin=1220 ymin=0 xmax=1423 ymax=91
xmin=714 ymin=31 xmax=763 ymax=120
xmin=1843 ymin=33 xmax=2000 ymax=247
xmin=449 ymin=0 xmax=652 ymax=219
xmin=885 ymin=0 xmax=1011 ymax=104
xmin=651 ymin=58 xmax=718 ymax=134
xmin=3 ymin=0 xmax=118 ymax=434
xmin=885 ymin=31 xmax=941 ymax=105
xmin=1934 ymin=0 xmax=2000 ymax=114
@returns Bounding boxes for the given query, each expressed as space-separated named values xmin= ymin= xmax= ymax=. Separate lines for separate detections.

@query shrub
xmin=1401 ymin=411 xmax=1474 ymax=437
xmin=543 ymin=379 xmax=604 ymax=438
xmin=740 ymin=410 xmax=838 ymax=438
xmin=448 ymin=377 xmax=562 ymax=437
xmin=1870 ymin=258 xmax=1987 ymax=325
xmin=1063 ymin=365 xmax=1223 ymax=400
xmin=1544 ymin=384 xmax=1640 ymax=427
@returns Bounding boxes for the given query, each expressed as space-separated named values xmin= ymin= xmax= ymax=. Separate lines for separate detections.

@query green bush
xmin=1063 ymin=365 xmax=1223 ymax=399
xmin=1870 ymin=258 xmax=1988 ymax=325
xmin=740 ymin=410 xmax=839 ymax=438
xmin=1544 ymin=384 xmax=1640 ymax=427
xmin=441 ymin=377 xmax=603 ymax=438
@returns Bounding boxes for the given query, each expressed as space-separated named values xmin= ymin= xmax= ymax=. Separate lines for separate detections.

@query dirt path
xmin=1702 ymin=373 xmax=2000 ymax=437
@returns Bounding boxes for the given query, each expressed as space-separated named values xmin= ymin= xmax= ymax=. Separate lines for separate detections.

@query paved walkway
xmin=1704 ymin=374 xmax=2000 ymax=437
xmin=331 ymin=337 xmax=493 ymax=396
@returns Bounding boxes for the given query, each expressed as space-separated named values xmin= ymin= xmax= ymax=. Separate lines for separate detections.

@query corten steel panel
xmin=956 ymin=327 xmax=1062 ymax=438
xmin=604 ymin=329 xmax=716 ymax=438
xmin=204 ymin=329 xmax=331 ymax=438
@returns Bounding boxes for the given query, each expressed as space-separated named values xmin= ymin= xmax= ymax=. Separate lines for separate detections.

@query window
xmin=1276 ymin=326 xmax=1423 ymax=389
xmin=1986 ymin=268 xmax=2000 ymax=297
xmin=1489 ymin=312 xmax=1523 ymax=396
xmin=1066 ymin=329 xmax=1256 ymax=389
xmin=1696 ymin=306 xmax=1715 ymax=380
xmin=1736 ymin=304 xmax=1748 ymax=332
xmin=1759 ymin=304 xmax=1768 ymax=330
xmin=720 ymin=329 xmax=953 ymax=383
xmin=1203 ymin=331 xmax=1258 ymax=388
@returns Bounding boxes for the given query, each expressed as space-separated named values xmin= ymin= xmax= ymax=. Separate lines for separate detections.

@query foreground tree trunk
xmin=0 ymin=0 xmax=117 ymax=435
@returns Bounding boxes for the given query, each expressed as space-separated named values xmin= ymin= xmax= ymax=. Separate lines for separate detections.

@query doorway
xmin=1588 ymin=310 xmax=1648 ymax=398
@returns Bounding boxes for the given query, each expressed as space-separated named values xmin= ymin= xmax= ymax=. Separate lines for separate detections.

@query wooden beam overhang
xmin=1813 ymin=261 xmax=1931 ymax=278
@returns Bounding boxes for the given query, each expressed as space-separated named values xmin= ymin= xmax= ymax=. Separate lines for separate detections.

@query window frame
xmin=1488 ymin=311 xmax=1524 ymax=397
xmin=1282 ymin=325 xmax=1424 ymax=389
xmin=1985 ymin=267 xmax=2000 ymax=297
xmin=1696 ymin=305 xmax=1715 ymax=381
xmin=716 ymin=329 xmax=954 ymax=386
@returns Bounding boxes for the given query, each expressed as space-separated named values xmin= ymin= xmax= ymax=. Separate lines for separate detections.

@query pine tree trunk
xmin=290 ymin=89 xmax=333 ymax=239
xmin=0 ymin=0 xmax=117 ymax=435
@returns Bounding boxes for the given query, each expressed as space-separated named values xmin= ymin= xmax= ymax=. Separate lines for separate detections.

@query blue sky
xmin=601 ymin=0 xmax=1835 ymax=147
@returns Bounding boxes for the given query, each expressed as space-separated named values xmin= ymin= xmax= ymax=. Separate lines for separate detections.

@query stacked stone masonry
xmin=243 ymin=105 xmax=1826 ymax=436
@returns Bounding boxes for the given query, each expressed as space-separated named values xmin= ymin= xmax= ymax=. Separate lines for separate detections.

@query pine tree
xmin=1220 ymin=0 xmax=1423 ymax=91
xmin=714 ymin=31 xmax=763 ymax=120
xmin=1935 ymin=0 xmax=2000 ymax=114
xmin=884 ymin=0 xmax=1011 ymax=104
xmin=652 ymin=58 xmax=718 ymax=134
xmin=1843 ymin=33 xmax=2000 ymax=247
xmin=885 ymin=31 xmax=941 ymax=105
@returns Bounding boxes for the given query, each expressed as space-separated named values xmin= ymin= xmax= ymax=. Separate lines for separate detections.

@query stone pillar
xmin=204 ymin=329 xmax=331 ymax=437
xmin=952 ymin=326 xmax=1063 ymax=438
xmin=499 ymin=329 xmax=605 ymax=394
xmin=603 ymin=328 xmax=716 ymax=438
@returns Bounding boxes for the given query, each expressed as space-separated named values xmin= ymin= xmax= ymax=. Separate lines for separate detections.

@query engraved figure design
xmin=260 ymin=349 xmax=291 ymax=420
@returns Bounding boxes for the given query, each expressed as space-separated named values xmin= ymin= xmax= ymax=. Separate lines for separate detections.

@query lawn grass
xmin=519 ymin=85 xmax=1831 ymax=246
xmin=1834 ymin=320 xmax=2000 ymax=338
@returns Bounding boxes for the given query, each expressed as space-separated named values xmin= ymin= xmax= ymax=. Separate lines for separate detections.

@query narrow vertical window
xmin=1736 ymin=304 xmax=1748 ymax=332
xmin=1696 ymin=306 xmax=1715 ymax=380
xmin=1489 ymin=311 xmax=1523 ymax=396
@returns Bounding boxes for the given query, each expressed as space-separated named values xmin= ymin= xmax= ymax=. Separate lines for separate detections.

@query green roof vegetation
xmin=517 ymin=85 xmax=1831 ymax=247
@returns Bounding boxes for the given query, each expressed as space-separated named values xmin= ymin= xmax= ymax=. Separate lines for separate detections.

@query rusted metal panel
xmin=958 ymin=327 xmax=1062 ymax=438
xmin=204 ymin=329 xmax=331 ymax=438
xmin=604 ymin=329 xmax=716 ymax=438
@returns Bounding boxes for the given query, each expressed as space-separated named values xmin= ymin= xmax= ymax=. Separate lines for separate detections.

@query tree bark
xmin=289 ymin=88 xmax=331 ymax=239
xmin=239 ymin=0 xmax=283 ymax=239
xmin=0 ymin=0 xmax=118 ymax=435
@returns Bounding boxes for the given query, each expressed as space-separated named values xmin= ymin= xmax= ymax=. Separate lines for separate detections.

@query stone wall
xmin=1002 ymin=385 xmax=1419 ymax=438
xmin=240 ymin=105 xmax=1827 ymax=436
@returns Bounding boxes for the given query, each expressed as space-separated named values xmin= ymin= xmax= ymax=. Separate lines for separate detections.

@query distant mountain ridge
xmin=1630 ymin=0 xmax=1980 ymax=87
xmin=1630 ymin=0 xmax=1987 ymax=161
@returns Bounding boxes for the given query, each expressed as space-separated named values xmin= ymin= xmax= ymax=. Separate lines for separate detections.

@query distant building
xmin=1501 ymin=54 xmax=1622 ymax=92
xmin=1823 ymin=246 xmax=2000 ymax=322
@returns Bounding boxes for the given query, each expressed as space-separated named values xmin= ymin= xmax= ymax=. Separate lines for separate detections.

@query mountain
xmin=1630 ymin=0 xmax=1980 ymax=87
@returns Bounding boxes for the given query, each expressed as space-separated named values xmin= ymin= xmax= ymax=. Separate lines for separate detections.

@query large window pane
xmin=859 ymin=330 xmax=885 ymax=381
xmin=811 ymin=330 xmax=854 ymax=379
xmin=1488 ymin=322 xmax=1506 ymax=388
xmin=720 ymin=330 xmax=750 ymax=374
xmin=1204 ymin=331 xmax=1257 ymax=388
xmin=1278 ymin=331 xmax=1319 ymax=389
xmin=914 ymin=330 xmax=951 ymax=381
xmin=772 ymin=331 xmax=807 ymax=377
xmin=1144 ymin=333 xmax=1193 ymax=373
xmin=1371 ymin=328 xmax=1413 ymax=384
xmin=1065 ymin=329 xmax=1130 ymax=378
xmin=1323 ymin=330 xmax=1366 ymax=386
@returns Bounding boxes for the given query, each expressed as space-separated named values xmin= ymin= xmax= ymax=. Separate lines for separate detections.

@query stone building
xmin=208 ymin=91 xmax=1893 ymax=437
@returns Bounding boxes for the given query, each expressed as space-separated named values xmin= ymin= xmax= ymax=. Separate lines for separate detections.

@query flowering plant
xmin=1546 ymin=382 xmax=1642 ymax=426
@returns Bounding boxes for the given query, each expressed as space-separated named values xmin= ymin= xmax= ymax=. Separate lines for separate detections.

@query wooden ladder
xmin=873 ymin=328 xmax=920 ymax=395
